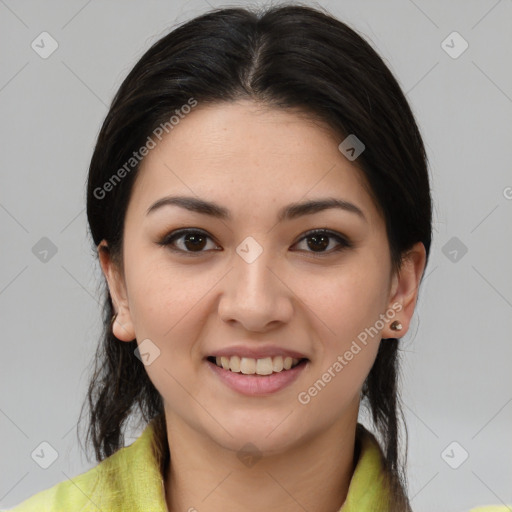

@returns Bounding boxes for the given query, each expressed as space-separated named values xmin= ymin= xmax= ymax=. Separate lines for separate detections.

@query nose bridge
xmin=218 ymin=235 xmax=292 ymax=329
xmin=233 ymin=235 xmax=277 ymax=300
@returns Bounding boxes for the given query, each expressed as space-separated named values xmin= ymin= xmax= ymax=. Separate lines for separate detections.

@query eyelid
xmin=157 ymin=227 xmax=352 ymax=256
xmin=295 ymin=228 xmax=352 ymax=247
xmin=292 ymin=228 xmax=353 ymax=258
xmin=157 ymin=228 xmax=221 ymax=255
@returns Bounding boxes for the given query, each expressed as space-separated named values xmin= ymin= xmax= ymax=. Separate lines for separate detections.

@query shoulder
xmin=3 ymin=464 xmax=102 ymax=512
xmin=5 ymin=420 xmax=164 ymax=512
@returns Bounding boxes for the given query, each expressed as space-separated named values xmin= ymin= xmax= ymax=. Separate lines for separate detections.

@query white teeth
xmin=229 ymin=355 xmax=240 ymax=372
xmin=240 ymin=357 xmax=256 ymax=374
xmin=212 ymin=355 xmax=302 ymax=375
xmin=256 ymin=357 xmax=273 ymax=375
xmin=272 ymin=356 xmax=284 ymax=372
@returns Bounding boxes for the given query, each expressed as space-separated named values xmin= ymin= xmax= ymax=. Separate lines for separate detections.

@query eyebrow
xmin=146 ymin=195 xmax=366 ymax=222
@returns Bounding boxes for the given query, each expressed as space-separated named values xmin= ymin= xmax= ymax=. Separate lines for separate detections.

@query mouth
xmin=205 ymin=354 xmax=310 ymax=395
xmin=206 ymin=355 xmax=309 ymax=376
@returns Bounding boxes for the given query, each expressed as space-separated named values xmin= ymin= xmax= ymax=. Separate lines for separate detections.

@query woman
xmin=8 ymin=3 xmax=507 ymax=512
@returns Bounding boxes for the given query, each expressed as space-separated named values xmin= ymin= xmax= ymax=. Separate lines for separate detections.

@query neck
xmin=163 ymin=413 xmax=359 ymax=512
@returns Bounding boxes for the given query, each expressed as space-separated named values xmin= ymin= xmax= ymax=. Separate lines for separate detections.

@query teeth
xmin=214 ymin=355 xmax=301 ymax=375
xmin=272 ymin=356 xmax=284 ymax=372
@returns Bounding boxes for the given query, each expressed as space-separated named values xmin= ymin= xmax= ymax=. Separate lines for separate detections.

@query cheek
xmin=296 ymin=259 xmax=390 ymax=341
xmin=125 ymin=254 xmax=210 ymax=337
xmin=294 ymin=267 xmax=386 ymax=416
xmin=296 ymin=341 xmax=378 ymax=428
xmin=292 ymin=259 xmax=388 ymax=401
xmin=123 ymin=259 xmax=213 ymax=401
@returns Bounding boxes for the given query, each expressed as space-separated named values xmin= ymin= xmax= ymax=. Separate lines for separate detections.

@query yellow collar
xmin=11 ymin=420 xmax=390 ymax=511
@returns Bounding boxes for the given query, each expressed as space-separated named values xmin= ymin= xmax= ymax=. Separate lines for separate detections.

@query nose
xmin=217 ymin=241 xmax=294 ymax=332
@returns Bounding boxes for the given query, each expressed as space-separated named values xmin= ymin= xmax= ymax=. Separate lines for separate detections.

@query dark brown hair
xmin=79 ymin=3 xmax=432 ymax=510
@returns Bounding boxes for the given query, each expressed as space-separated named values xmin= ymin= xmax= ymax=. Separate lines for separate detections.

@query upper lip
xmin=206 ymin=345 xmax=309 ymax=360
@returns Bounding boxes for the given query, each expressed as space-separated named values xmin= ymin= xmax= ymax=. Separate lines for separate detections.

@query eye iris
xmin=307 ymin=234 xmax=329 ymax=252
xmin=184 ymin=233 xmax=207 ymax=251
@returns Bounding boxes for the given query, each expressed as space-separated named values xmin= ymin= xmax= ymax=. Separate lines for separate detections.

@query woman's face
xmin=101 ymin=99 xmax=424 ymax=455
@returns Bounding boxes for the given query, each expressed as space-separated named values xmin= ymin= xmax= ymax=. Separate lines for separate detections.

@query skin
xmin=98 ymin=100 xmax=426 ymax=512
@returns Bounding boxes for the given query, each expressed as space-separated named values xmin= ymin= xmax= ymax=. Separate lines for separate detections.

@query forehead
xmin=128 ymin=100 xmax=380 ymax=226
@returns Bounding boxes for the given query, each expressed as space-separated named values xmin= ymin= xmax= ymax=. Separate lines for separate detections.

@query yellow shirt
xmin=5 ymin=419 xmax=508 ymax=512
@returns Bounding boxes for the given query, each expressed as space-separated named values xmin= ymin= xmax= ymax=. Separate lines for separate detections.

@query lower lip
xmin=206 ymin=359 xmax=308 ymax=396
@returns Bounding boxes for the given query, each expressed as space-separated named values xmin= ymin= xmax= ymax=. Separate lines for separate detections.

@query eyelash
xmin=157 ymin=228 xmax=353 ymax=258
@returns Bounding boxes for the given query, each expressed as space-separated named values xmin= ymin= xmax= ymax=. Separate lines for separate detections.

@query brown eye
xmin=158 ymin=229 xmax=220 ymax=254
xmin=180 ymin=232 xmax=207 ymax=251
xmin=158 ymin=228 xmax=351 ymax=258
xmin=293 ymin=229 xmax=352 ymax=256
xmin=306 ymin=233 xmax=330 ymax=252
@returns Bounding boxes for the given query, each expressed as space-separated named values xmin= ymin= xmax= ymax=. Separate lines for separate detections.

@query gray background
xmin=1 ymin=0 xmax=511 ymax=511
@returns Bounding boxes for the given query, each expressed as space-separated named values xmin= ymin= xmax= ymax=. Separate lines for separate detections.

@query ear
xmin=381 ymin=241 xmax=427 ymax=339
xmin=97 ymin=240 xmax=136 ymax=342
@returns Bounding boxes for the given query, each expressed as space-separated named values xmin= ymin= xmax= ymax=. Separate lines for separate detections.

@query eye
xmin=292 ymin=229 xmax=352 ymax=257
xmin=158 ymin=228 xmax=352 ymax=257
xmin=158 ymin=228 xmax=220 ymax=255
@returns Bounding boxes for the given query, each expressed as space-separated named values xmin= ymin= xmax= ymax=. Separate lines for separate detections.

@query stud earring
xmin=390 ymin=320 xmax=402 ymax=331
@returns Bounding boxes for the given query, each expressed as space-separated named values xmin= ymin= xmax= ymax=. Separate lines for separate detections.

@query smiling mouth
xmin=206 ymin=355 xmax=308 ymax=376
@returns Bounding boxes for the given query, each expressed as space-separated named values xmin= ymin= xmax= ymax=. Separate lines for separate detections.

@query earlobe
xmin=97 ymin=240 xmax=136 ymax=342
xmin=111 ymin=311 xmax=136 ymax=342
xmin=382 ymin=242 xmax=427 ymax=339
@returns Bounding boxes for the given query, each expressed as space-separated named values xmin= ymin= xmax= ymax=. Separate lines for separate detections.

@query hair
xmin=79 ymin=3 xmax=432 ymax=510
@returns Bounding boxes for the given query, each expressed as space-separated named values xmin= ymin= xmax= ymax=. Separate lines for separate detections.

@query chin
xmin=209 ymin=418 xmax=304 ymax=455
